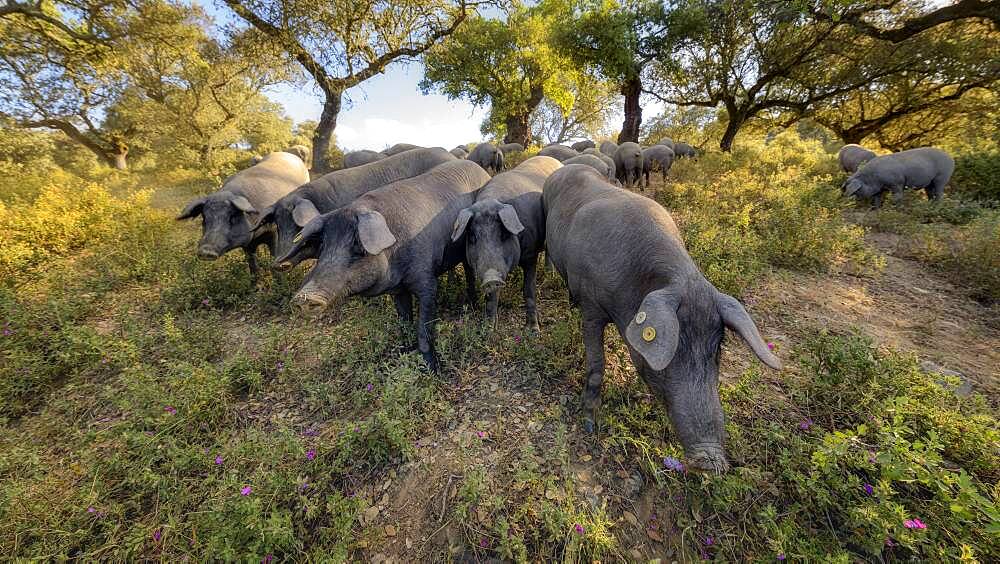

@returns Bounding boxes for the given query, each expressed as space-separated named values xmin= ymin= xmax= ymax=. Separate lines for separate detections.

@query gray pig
xmin=468 ymin=143 xmax=505 ymax=174
xmin=837 ymin=144 xmax=876 ymax=174
xmin=599 ymin=140 xmax=618 ymax=157
xmin=843 ymin=147 xmax=954 ymax=209
xmin=451 ymin=146 xmax=470 ymax=159
xmin=498 ymin=143 xmax=525 ymax=155
xmin=673 ymin=142 xmax=697 ymax=159
xmin=655 ymin=138 xmax=675 ymax=151
xmin=538 ymin=144 xmax=580 ymax=161
xmin=283 ymin=145 xmax=312 ymax=168
xmin=543 ymin=164 xmax=781 ymax=472
xmin=582 ymin=148 xmax=618 ymax=183
xmin=383 ymin=143 xmax=423 ymax=156
xmin=563 ymin=154 xmax=611 ymax=181
xmin=642 ymin=145 xmax=675 ymax=186
xmin=451 ymin=156 xmax=563 ymax=329
xmin=177 ymin=151 xmax=310 ymax=278
xmin=614 ymin=142 xmax=644 ymax=188
xmin=254 ymin=148 xmax=456 ymax=261
xmin=273 ymin=160 xmax=491 ymax=372
xmin=343 ymin=150 xmax=385 ymax=169
xmin=571 ymin=139 xmax=596 ymax=152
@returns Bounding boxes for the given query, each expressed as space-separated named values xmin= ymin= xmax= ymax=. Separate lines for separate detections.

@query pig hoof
xmin=583 ymin=418 xmax=595 ymax=434
xmin=686 ymin=444 xmax=730 ymax=474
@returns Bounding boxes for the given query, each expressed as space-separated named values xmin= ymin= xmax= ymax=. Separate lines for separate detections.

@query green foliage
xmin=952 ymin=150 xmax=1000 ymax=202
xmin=657 ymin=131 xmax=879 ymax=294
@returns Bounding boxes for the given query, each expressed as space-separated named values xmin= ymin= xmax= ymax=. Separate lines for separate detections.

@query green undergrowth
xmin=2 ymin=138 xmax=997 ymax=560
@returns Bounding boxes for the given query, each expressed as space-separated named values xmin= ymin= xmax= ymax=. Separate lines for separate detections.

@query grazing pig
xmin=642 ymin=145 xmax=675 ymax=186
xmin=843 ymin=147 xmax=954 ymax=209
xmin=655 ymin=138 xmax=675 ymax=151
xmin=563 ymin=154 xmax=611 ymax=181
xmin=543 ymin=165 xmax=782 ymax=472
xmin=451 ymin=146 xmax=470 ymax=159
xmin=599 ymin=140 xmax=618 ymax=157
xmin=614 ymin=142 xmax=644 ymax=188
xmin=673 ymin=142 xmax=697 ymax=159
xmin=383 ymin=143 xmax=423 ymax=156
xmin=582 ymin=148 xmax=618 ymax=183
xmin=498 ymin=143 xmax=525 ymax=155
xmin=177 ymin=152 xmax=309 ymax=278
xmin=343 ymin=150 xmax=386 ymax=169
xmin=273 ymin=160 xmax=491 ymax=372
xmin=254 ymin=148 xmax=456 ymax=261
xmin=571 ymin=139 xmax=596 ymax=152
xmin=538 ymin=144 xmax=579 ymax=162
xmin=451 ymin=156 xmax=562 ymax=329
xmin=283 ymin=145 xmax=312 ymax=168
xmin=837 ymin=144 xmax=876 ymax=174
xmin=468 ymin=143 xmax=505 ymax=174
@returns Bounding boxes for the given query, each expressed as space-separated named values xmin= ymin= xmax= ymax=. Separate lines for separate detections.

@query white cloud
xmin=335 ymin=114 xmax=486 ymax=152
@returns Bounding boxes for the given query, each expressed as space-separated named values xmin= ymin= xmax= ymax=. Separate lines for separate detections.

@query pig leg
xmin=415 ymin=279 xmax=439 ymax=373
xmin=244 ymin=245 xmax=261 ymax=281
xmin=871 ymin=192 xmax=883 ymax=210
xmin=485 ymin=289 xmax=499 ymax=329
xmin=393 ymin=291 xmax=414 ymax=324
xmin=463 ymin=262 xmax=479 ymax=307
xmin=521 ymin=255 xmax=540 ymax=332
xmin=580 ymin=309 xmax=608 ymax=434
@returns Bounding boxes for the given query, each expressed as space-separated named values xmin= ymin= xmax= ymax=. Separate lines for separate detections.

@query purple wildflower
xmin=798 ymin=418 xmax=813 ymax=430
xmin=87 ymin=506 xmax=96 ymax=514
xmin=152 ymin=528 xmax=162 ymax=542
xmin=885 ymin=538 xmax=896 ymax=547
xmin=704 ymin=536 xmax=714 ymax=546
xmin=215 ymin=455 xmax=223 ymax=465
xmin=306 ymin=449 xmax=316 ymax=461
xmin=303 ymin=427 xmax=318 ymax=437
xmin=777 ymin=554 xmax=785 ymax=561
xmin=275 ymin=361 xmax=284 ymax=372
xmin=904 ymin=518 xmax=926 ymax=530
xmin=479 ymin=537 xmax=489 ymax=548
xmin=574 ymin=523 xmax=585 ymax=535
xmin=476 ymin=430 xmax=486 ymax=439
xmin=863 ymin=483 xmax=874 ymax=495
xmin=262 ymin=555 xmax=274 ymax=564
xmin=241 ymin=486 xmax=252 ymax=496
xmin=513 ymin=334 xmax=522 ymax=344
xmin=201 ymin=298 xmax=210 ymax=306
xmin=366 ymin=383 xmax=373 ymax=392
xmin=164 ymin=406 xmax=177 ymax=415
xmin=663 ymin=456 xmax=685 ymax=472
xmin=767 ymin=342 xmax=775 ymax=351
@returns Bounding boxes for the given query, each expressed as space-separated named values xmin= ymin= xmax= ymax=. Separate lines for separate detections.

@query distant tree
xmin=223 ymin=0 xmax=470 ymax=172
xmin=530 ymin=75 xmax=619 ymax=144
xmin=553 ymin=0 xmax=672 ymax=143
xmin=421 ymin=6 xmax=574 ymax=146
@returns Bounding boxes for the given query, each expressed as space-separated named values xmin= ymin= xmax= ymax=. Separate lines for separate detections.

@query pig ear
xmin=272 ymin=216 xmax=324 ymax=271
xmin=230 ymin=195 xmax=256 ymax=214
xmin=625 ymin=289 xmax=680 ymax=371
xmin=357 ymin=211 xmax=396 ymax=255
xmin=716 ymin=292 xmax=782 ymax=370
xmin=451 ymin=208 xmax=473 ymax=242
xmin=292 ymin=199 xmax=320 ymax=227
xmin=498 ymin=203 xmax=525 ymax=235
xmin=843 ymin=179 xmax=862 ymax=197
xmin=177 ymin=197 xmax=206 ymax=220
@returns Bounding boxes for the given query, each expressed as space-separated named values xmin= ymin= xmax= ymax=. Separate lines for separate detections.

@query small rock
xmin=580 ymin=454 xmax=592 ymax=462
xmin=385 ymin=525 xmax=397 ymax=537
xmin=405 ymin=537 xmax=413 ymax=549
xmin=623 ymin=511 xmax=639 ymax=526
xmin=920 ymin=360 xmax=973 ymax=397
xmin=647 ymin=529 xmax=664 ymax=542
xmin=362 ymin=506 xmax=380 ymax=525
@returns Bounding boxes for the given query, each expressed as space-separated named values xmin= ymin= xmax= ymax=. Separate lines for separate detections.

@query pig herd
xmin=177 ymin=141 xmax=780 ymax=473
xmin=838 ymin=144 xmax=955 ymax=208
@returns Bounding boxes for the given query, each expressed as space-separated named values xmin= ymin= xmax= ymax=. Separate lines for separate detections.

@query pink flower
xmin=767 ymin=342 xmax=775 ymax=350
xmin=201 ymin=298 xmax=210 ymax=306
xmin=574 ymin=523 xmax=585 ymax=535
xmin=241 ymin=486 xmax=252 ymax=496
xmin=164 ymin=406 xmax=177 ymax=415
xmin=152 ymin=528 xmax=162 ymax=542
xmin=798 ymin=418 xmax=813 ymax=430
xmin=306 ymin=449 xmax=316 ymax=460
xmin=365 ymin=383 xmax=373 ymax=392
xmin=904 ymin=518 xmax=926 ymax=530
xmin=87 ymin=506 xmax=96 ymax=513
xmin=262 ymin=555 xmax=274 ymax=564
xmin=513 ymin=335 xmax=522 ymax=343
xmin=214 ymin=455 xmax=223 ymax=465
xmin=476 ymin=430 xmax=486 ymax=439
xmin=704 ymin=536 xmax=714 ymax=546
xmin=479 ymin=537 xmax=489 ymax=548
xmin=777 ymin=554 xmax=785 ymax=561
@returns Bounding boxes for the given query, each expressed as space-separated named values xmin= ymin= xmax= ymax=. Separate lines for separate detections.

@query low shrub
xmin=952 ymin=151 xmax=1000 ymax=203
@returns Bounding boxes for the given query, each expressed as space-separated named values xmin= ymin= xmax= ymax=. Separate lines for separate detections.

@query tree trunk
xmin=504 ymin=113 xmax=531 ymax=147
xmin=617 ymin=74 xmax=642 ymax=144
xmin=312 ymin=89 xmax=343 ymax=173
xmin=111 ymin=150 xmax=128 ymax=170
xmin=719 ymin=104 xmax=746 ymax=152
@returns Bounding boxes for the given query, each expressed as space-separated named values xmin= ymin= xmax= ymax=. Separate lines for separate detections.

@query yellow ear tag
xmin=293 ymin=232 xmax=303 ymax=243
xmin=634 ymin=311 xmax=647 ymax=324
xmin=642 ymin=326 xmax=656 ymax=342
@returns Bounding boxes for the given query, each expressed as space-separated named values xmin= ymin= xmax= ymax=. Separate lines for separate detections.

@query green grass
xmin=1 ymin=135 xmax=997 ymax=561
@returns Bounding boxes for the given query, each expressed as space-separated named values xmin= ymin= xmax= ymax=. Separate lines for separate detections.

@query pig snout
xmin=685 ymin=443 xmax=730 ymax=474
xmin=480 ymin=268 xmax=504 ymax=292
xmin=291 ymin=289 xmax=330 ymax=316
xmin=197 ymin=245 xmax=221 ymax=260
